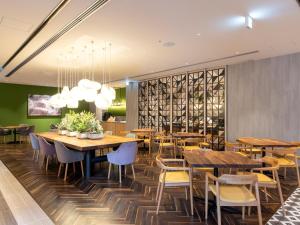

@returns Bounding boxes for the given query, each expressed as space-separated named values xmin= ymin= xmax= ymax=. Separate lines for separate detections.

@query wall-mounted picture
xmin=28 ymin=94 xmax=61 ymax=116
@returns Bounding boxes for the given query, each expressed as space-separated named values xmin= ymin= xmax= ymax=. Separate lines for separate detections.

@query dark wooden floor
xmin=0 ymin=143 xmax=298 ymax=225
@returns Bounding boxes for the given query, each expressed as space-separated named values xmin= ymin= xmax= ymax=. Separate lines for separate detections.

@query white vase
xmin=77 ymin=132 xmax=88 ymax=139
xmin=58 ymin=130 xmax=68 ymax=135
xmin=68 ymin=131 xmax=78 ymax=137
xmin=88 ymin=133 xmax=104 ymax=140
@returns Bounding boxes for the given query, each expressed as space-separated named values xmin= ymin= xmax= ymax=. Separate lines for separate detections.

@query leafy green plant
xmin=89 ymin=119 xmax=103 ymax=134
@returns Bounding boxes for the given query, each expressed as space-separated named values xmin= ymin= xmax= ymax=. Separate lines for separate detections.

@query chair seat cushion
xmin=183 ymin=146 xmax=201 ymax=151
xmin=194 ymin=167 xmax=214 ymax=172
xmin=276 ymin=157 xmax=295 ymax=167
xmin=159 ymin=143 xmax=174 ymax=148
xmin=236 ymin=151 xmax=248 ymax=157
xmin=241 ymin=148 xmax=262 ymax=153
xmin=159 ymin=171 xmax=189 ymax=183
xmin=200 ymin=142 xmax=210 ymax=147
xmin=144 ymin=139 xmax=150 ymax=144
xmin=238 ymin=172 xmax=276 ymax=186
xmin=209 ymin=184 xmax=256 ymax=203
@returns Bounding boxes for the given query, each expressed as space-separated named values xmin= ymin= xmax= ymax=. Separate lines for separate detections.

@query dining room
xmin=1 ymin=0 xmax=300 ymax=225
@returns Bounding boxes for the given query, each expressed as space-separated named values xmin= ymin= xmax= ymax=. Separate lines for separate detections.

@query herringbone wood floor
xmin=0 ymin=143 xmax=298 ymax=225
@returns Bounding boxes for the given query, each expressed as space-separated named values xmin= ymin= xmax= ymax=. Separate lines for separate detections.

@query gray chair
xmin=29 ymin=133 xmax=40 ymax=161
xmin=38 ymin=137 xmax=56 ymax=172
xmin=0 ymin=128 xmax=12 ymax=144
xmin=54 ymin=141 xmax=85 ymax=181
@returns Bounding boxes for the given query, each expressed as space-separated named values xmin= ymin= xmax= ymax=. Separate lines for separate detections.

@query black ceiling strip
xmin=2 ymin=0 xmax=71 ymax=69
xmin=297 ymin=0 xmax=300 ymax=7
xmin=5 ymin=0 xmax=110 ymax=77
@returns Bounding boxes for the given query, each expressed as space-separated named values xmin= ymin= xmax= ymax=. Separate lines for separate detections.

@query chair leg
xmin=205 ymin=177 xmax=208 ymax=220
xmin=156 ymin=182 xmax=161 ymax=201
xmin=46 ymin=156 xmax=49 ymax=173
xmin=156 ymin=182 xmax=164 ymax=214
xmin=80 ymin=161 xmax=84 ymax=177
xmin=284 ymin=168 xmax=287 ymax=179
xmin=58 ymin=163 xmax=62 ymax=177
xmin=296 ymin=166 xmax=300 ymax=187
xmin=184 ymin=187 xmax=188 ymax=200
xmin=108 ymin=163 xmax=112 ymax=179
xmin=32 ymin=151 xmax=36 ymax=160
xmin=36 ymin=150 xmax=39 ymax=161
xmin=73 ymin=162 xmax=76 ymax=174
xmin=264 ymin=187 xmax=269 ymax=202
xmin=255 ymin=185 xmax=263 ymax=225
xmin=217 ymin=196 xmax=221 ymax=225
xmin=276 ymin=172 xmax=286 ymax=216
xmin=189 ymin=184 xmax=194 ymax=215
xmin=64 ymin=163 xmax=68 ymax=181
xmin=131 ymin=164 xmax=136 ymax=180
xmin=119 ymin=165 xmax=122 ymax=183
xmin=124 ymin=166 xmax=127 ymax=176
xmin=242 ymin=206 xmax=245 ymax=220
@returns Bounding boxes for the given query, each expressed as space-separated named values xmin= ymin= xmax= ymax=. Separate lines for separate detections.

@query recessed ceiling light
xmin=185 ymin=62 xmax=190 ymax=65
xmin=235 ymin=51 xmax=240 ymax=55
xmin=162 ymin=41 xmax=175 ymax=47
xmin=196 ymin=33 xmax=201 ymax=36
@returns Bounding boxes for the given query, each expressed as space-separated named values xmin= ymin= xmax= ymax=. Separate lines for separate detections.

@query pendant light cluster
xmin=49 ymin=40 xmax=116 ymax=110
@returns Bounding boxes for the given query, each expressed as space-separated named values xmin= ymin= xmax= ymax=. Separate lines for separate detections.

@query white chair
xmin=205 ymin=173 xmax=262 ymax=225
xmin=155 ymin=155 xmax=193 ymax=215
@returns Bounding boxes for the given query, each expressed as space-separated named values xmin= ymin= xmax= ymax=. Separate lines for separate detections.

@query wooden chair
xmin=238 ymin=156 xmax=286 ymax=216
xmin=267 ymin=148 xmax=300 ymax=187
xmin=205 ymin=173 xmax=262 ymax=225
xmin=239 ymin=145 xmax=262 ymax=159
xmin=158 ymin=135 xmax=176 ymax=157
xmin=225 ymin=141 xmax=248 ymax=157
xmin=200 ymin=134 xmax=212 ymax=148
xmin=155 ymin=155 xmax=193 ymax=215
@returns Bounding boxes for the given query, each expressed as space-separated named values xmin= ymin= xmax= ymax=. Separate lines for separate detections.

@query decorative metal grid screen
xmin=188 ymin=71 xmax=205 ymax=133
xmin=206 ymin=68 xmax=225 ymax=150
xmin=148 ymin=80 xmax=158 ymax=129
xmin=138 ymin=81 xmax=148 ymax=128
xmin=158 ymin=77 xmax=171 ymax=132
xmin=172 ymin=74 xmax=187 ymax=132
xmin=137 ymin=67 xmax=225 ymax=150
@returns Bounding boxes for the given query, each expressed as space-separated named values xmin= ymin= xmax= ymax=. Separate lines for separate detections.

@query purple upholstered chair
xmin=54 ymin=141 xmax=85 ymax=181
xmin=29 ymin=133 xmax=40 ymax=161
xmin=38 ymin=137 xmax=56 ymax=172
xmin=107 ymin=142 xmax=138 ymax=183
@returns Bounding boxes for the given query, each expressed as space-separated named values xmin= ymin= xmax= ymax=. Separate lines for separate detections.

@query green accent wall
xmin=0 ymin=83 xmax=89 ymax=132
xmin=107 ymin=88 xmax=126 ymax=116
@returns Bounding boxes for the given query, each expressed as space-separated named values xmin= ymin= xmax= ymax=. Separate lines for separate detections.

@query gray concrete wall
xmin=227 ymin=52 xmax=300 ymax=141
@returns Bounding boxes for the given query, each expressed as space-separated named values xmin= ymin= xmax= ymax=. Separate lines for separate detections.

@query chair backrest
xmin=38 ymin=136 xmax=55 ymax=156
xmin=218 ymin=174 xmax=257 ymax=185
xmin=29 ymin=133 xmax=39 ymax=151
xmin=104 ymin=131 xmax=113 ymax=136
xmin=185 ymin=138 xmax=202 ymax=145
xmin=126 ymin=133 xmax=136 ymax=138
xmin=109 ymin=142 xmax=138 ymax=165
xmin=156 ymin=155 xmax=167 ymax=170
xmin=54 ymin=141 xmax=83 ymax=163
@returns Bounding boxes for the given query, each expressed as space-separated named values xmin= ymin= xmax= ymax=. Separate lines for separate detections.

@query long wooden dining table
xmin=37 ymin=132 xmax=143 ymax=178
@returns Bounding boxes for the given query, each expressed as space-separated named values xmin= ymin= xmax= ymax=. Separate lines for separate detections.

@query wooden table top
xmin=37 ymin=132 xmax=143 ymax=151
xmin=237 ymin=137 xmax=297 ymax=148
xmin=0 ymin=125 xmax=27 ymax=129
xmin=131 ymin=128 xmax=156 ymax=133
xmin=183 ymin=151 xmax=261 ymax=168
xmin=172 ymin=132 xmax=205 ymax=138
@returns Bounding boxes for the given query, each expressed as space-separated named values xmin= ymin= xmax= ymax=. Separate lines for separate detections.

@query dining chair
xmin=205 ymin=173 xmax=262 ymax=225
xmin=29 ymin=133 xmax=40 ymax=161
xmin=200 ymin=134 xmax=212 ymax=148
xmin=182 ymin=138 xmax=202 ymax=151
xmin=155 ymin=155 xmax=193 ymax=215
xmin=125 ymin=133 xmax=136 ymax=138
xmin=107 ymin=142 xmax=138 ymax=183
xmin=18 ymin=125 xmax=35 ymax=144
xmin=267 ymin=147 xmax=300 ymax=187
xmin=0 ymin=128 xmax=12 ymax=144
xmin=38 ymin=137 xmax=57 ymax=172
xmin=158 ymin=135 xmax=176 ymax=157
xmin=238 ymin=156 xmax=286 ymax=216
xmin=54 ymin=141 xmax=85 ymax=181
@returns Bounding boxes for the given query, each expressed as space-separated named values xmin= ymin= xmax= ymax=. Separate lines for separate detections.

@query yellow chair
xmin=158 ymin=136 xmax=176 ymax=157
xmin=268 ymin=148 xmax=300 ymax=186
xmin=205 ymin=173 xmax=262 ymax=225
xmin=225 ymin=141 xmax=248 ymax=157
xmin=182 ymin=138 xmax=202 ymax=151
xmin=155 ymin=155 xmax=193 ymax=215
xmin=200 ymin=134 xmax=211 ymax=148
xmin=238 ymin=157 xmax=286 ymax=216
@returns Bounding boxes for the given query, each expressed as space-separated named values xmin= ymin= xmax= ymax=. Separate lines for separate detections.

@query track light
xmin=245 ymin=16 xmax=253 ymax=29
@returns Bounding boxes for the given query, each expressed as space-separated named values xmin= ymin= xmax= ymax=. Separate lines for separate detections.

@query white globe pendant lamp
xmin=95 ymin=93 xmax=111 ymax=109
xmin=49 ymin=93 xmax=66 ymax=108
xmin=84 ymin=88 xmax=97 ymax=102
xmin=108 ymin=86 xmax=116 ymax=100
xmin=67 ymin=96 xmax=79 ymax=109
xmin=70 ymin=86 xmax=84 ymax=101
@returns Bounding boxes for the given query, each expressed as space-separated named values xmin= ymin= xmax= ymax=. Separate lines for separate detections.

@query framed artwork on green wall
xmin=28 ymin=95 xmax=61 ymax=117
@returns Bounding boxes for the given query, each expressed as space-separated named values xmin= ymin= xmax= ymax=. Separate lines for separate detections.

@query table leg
xmin=13 ymin=129 xmax=17 ymax=143
xmin=85 ymin=151 xmax=91 ymax=179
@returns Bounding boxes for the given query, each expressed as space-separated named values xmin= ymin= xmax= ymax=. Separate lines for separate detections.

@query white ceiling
xmin=0 ymin=0 xmax=300 ymax=87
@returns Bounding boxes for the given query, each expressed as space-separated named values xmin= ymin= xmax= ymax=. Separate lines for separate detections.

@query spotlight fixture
xmin=245 ymin=16 xmax=253 ymax=29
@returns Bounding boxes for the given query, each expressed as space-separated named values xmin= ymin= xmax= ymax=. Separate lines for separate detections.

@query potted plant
xmin=88 ymin=119 xmax=104 ymax=139
xmin=75 ymin=111 xmax=95 ymax=139
xmin=64 ymin=111 xmax=78 ymax=137
xmin=57 ymin=119 xmax=68 ymax=135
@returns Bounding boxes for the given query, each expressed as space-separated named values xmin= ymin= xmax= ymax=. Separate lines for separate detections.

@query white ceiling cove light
xmin=245 ymin=16 xmax=253 ymax=29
